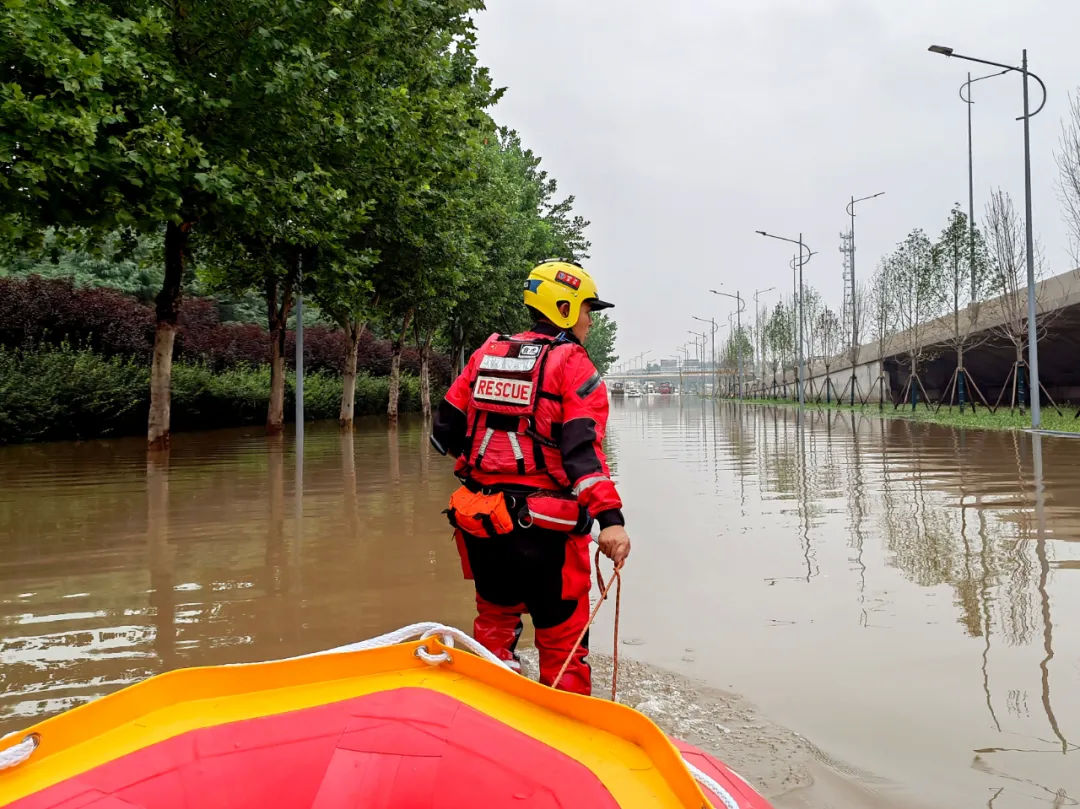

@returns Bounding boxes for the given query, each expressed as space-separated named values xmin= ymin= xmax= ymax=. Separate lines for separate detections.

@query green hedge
xmin=0 ymin=346 xmax=429 ymax=444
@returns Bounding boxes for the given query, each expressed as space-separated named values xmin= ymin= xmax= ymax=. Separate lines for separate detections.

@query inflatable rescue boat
xmin=0 ymin=624 xmax=772 ymax=809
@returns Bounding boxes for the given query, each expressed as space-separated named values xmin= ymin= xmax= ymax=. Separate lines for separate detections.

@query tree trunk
xmin=420 ymin=330 xmax=434 ymax=420
xmin=910 ymin=357 xmax=918 ymax=411
xmin=148 ymin=220 xmax=191 ymax=450
xmin=266 ymin=264 xmax=297 ymax=434
xmin=956 ymin=344 xmax=966 ymax=409
xmin=387 ymin=310 xmax=414 ymax=424
xmin=1015 ymin=344 xmax=1027 ymax=410
xmin=339 ymin=320 xmax=366 ymax=429
xmin=267 ymin=325 xmax=287 ymax=434
xmin=450 ymin=323 xmax=465 ymax=378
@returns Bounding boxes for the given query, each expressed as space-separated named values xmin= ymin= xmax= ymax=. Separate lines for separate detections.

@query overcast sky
xmin=474 ymin=0 xmax=1080 ymax=365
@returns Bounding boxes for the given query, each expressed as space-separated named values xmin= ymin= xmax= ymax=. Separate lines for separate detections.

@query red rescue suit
xmin=431 ymin=322 xmax=624 ymax=695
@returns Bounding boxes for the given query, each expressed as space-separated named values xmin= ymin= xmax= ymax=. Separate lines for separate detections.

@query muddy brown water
xmin=1 ymin=399 xmax=1078 ymax=808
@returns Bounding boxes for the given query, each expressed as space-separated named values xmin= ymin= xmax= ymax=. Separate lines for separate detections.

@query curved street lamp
xmin=759 ymin=231 xmax=814 ymax=407
xmin=691 ymin=315 xmax=717 ymax=391
xmin=959 ymin=71 xmax=1009 ymax=301
xmin=709 ymin=288 xmax=746 ymax=398
xmin=843 ymin=192 xmax=884 ymax=404
xmin=929 ymin=44 xmax=1048 ymax=427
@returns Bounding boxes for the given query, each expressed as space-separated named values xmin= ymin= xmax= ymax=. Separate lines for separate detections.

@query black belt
xmin=460 ymin=477 xmax=540 ymax=498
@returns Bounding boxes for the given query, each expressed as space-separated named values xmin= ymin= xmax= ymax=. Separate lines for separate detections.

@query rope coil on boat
xmin=0 ymin=734 xmax=38 ymax=772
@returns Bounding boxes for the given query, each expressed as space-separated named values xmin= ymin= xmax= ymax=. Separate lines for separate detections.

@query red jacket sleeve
xmin=430 ymin=340 xmax=487 ymax=457
xmin=557 ymin=347 xmax=625 ymax=528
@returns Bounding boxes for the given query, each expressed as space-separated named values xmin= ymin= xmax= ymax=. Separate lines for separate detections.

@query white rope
xmin=685 ymin=760 xmax=742 ymax=809
xmin=0 ymin=734 xmax=37 ymax=771
xmin=284 ymin=622 xmax=510 ymax=670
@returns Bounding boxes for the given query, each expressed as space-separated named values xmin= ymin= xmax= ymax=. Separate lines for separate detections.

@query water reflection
xmin=607 ymin=396 xmax=1078 ymax=807
xmin=2 ymin=401 xmax=1079 ymax=806
xmin=0 ymin=420 xmax=472 ymax=734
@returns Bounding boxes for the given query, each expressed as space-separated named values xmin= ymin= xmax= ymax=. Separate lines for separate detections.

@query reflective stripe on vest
xmin=476 ymin=427 xmax=495 ymax=469
xmin=463 ymin=333 xmax=568 ymax=481
xmin=572 ymin=474 xmax=609 ymax=497
xmin=506 ymin=432 xmax=526 ymax=475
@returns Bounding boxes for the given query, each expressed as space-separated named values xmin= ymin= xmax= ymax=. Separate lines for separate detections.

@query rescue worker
xmin=430 ymin=258 xmax=630 ymax=696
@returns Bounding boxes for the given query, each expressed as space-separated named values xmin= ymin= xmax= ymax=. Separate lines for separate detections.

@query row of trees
xmin=2 ymin=0 xmax=608 ymax=447
xmin=715 ymin=88 xmax=1080 ymax=408
xmin=722 ymin=193 xmax=1051 ymax=408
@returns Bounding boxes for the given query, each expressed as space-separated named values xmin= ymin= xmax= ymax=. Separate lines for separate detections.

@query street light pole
xmin=1020 ymin=49 xmax=1041 ymax=427
xmin=929 ymin=44 xmax=1047 ymax=428
xmin=956 ymin=69 xmax=1006 ymax=409
xmin=845 ymin=192 xmax=884 ymax=405
xmin=688 ymin=330 xmax=706 ymax=394
xmin=758 ymin=231 xmax=813 ymax=408
xmin=693 ymin=316 xmax=718 ymax=396
xmin=676 ymin=344 xmax=690 ymax=393
xmin=798 ymin=235 xmax=805 ymax=408
xmin=960 ymin=71 xmax=1006 ymax=298
xmin=708 ymin=289 xmax=746 ymax=399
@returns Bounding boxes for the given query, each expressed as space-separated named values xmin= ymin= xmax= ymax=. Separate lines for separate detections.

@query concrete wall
xmin=806 ymin=359 xmax=886 ymax=403
xmin=750 ymin=358 xmax=887 ymax=402
xmin=746 ymin=268 xmax=1080 ymax=404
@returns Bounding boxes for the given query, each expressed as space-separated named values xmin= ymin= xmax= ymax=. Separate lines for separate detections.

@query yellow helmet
xmin=523 ymin=259 xmax=614 ymax=329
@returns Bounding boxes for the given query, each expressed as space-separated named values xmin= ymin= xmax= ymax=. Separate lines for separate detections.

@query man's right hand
xmin=597 ymin=525 xmax=631 ymax=568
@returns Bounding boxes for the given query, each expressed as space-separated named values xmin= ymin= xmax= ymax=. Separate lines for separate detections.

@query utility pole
xmin=843 ymin=192 xmax=884 ymax=405
xmin=928 ymin=44 xmax=1047 ymax=427
xmin=709 ymin=289 xmax=745 ymax=398
xmin=692 ymin=316 xmax=718 ymax=396
xmin=295 ymin=254 xmax=304 ymax=439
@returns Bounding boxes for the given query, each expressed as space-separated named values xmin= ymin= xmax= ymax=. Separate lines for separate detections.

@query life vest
xmin=461 ymin=333 xmax=569 ymax=481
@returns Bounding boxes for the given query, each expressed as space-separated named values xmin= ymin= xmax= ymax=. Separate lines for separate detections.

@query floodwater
xmin=1 ymin=400 xmax=1078 ymax=809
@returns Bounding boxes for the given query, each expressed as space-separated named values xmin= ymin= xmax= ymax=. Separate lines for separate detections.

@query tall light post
xmin=844 ymin=192 xmax=884 ymax=405
xmin=753 ymin=286 xmax=776 ymax=391
xmin=929 ymin=44 xmax=1048 ymax=427
xmin=709 ymin=288 xmax=746 ymax=399
xmin=692 ymin=316 xmax=717 ymax=394
xmin=675 ymin=344 xmax=689 ymax=392
xmin=954 ymin=70 xmax=1006 ymax=410
xmin=688 ymin=330 xmax=706 ymax=393
xmin=687 ymin=330 xmax=705 ymax=363
xmin=759 ymin=231 xmax=814 ymax=408
xmin=960 ymin=70 xmax=1009 ymax=300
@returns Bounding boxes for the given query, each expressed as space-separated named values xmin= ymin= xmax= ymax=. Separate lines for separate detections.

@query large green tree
xmin=444 ymin=129 xmax=592 ymax=375
xmin=1 ymin=1 xmax=191 ymax=246
xmin=765 ymin=301 xmax=795 ymax=396
xmin=931 ymin=204 xmax=992 ymax=409
xmin=584 ymin=313 xmax=618 ymax=374
xmin=2 ymin=0 xmax=201 ymax=448
xmin=887 ymin=229 xmax=943 ymax=408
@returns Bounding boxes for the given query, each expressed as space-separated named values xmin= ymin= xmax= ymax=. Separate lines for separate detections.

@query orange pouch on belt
xmin=522 ymin=493 xmax=594 ymax=534
xmin=445 ymin=486 xmax=515 ymax=538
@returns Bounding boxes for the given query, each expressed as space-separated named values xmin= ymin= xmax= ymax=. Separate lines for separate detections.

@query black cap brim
xmin=587 ymin=298 xmax=615 ymax=311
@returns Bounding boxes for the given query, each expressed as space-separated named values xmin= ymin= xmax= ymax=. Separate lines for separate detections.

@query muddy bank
xmin=522 ymin=649 xmax=920 ymax=808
